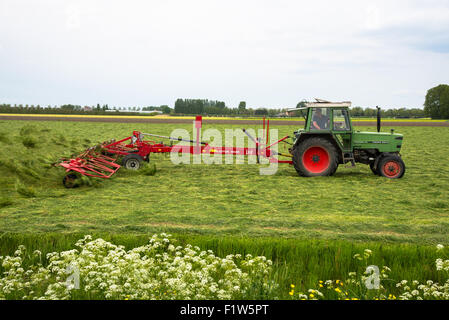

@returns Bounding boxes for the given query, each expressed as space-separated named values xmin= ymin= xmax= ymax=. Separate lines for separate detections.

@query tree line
xmin=1 ymin=84 xmax=448 ymax=118
xmin=349 ymin=107 xmax=425 ymax=118
xmin=0 ymin=104 xmax=173 ymax=116
xmin=0 ymin=102 xmax=428 ymax=118
xmin=173 ymin=99 xmax=283 ymax=116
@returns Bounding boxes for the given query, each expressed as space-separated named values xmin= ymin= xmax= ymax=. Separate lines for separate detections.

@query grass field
xmin=1 ymin=120 xmax=449 ymax=243
xmin=0 ymin=119 xmax=448 ymax=299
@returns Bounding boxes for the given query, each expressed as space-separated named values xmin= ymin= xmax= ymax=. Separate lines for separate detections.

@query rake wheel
xmin=63 ymin=173 xmax=80 ymax=188
xmin=122 ymin=154 xmax=143 ymax=170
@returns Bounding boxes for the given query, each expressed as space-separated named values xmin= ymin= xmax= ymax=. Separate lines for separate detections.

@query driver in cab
xmin=311 ymin=108 xmax=329 ymax=130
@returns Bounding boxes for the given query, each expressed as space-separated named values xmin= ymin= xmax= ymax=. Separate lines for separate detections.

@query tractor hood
xmin=352 ymin=131 xmax=403 ymax=153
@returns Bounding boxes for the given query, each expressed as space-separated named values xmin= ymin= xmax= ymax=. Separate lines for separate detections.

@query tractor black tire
xmin=292 ymin=137 xmax=339 ymax=177
xmin=122 ymin=154 xmax=143 ymax=170
xmin=370 ymin=153 xmax=386 ymax=175
xmin=378 ymin=154 xmax=405 ymax=179
xmin=370 ymin=161 xmax=380 ymax=175
xmin=63 ymin=173 xmax=80 ymax=188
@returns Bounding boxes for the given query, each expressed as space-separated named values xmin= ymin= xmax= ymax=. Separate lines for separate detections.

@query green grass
xmin=0 ymin=120 xmax=448 ymax=244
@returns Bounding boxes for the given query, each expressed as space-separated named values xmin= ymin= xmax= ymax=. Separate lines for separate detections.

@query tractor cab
xmin=293 ymin=100 xmax=353 ymax=155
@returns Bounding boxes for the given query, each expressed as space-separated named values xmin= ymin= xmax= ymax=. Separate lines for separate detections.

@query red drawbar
xmin=302 ymin=146 xmax=330 ymax=173
xmin=382 ymin=161 xmax=401 ymax=178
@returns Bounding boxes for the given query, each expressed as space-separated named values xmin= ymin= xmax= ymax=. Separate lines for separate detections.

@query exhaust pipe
xmin=376 ymin=106 xmax=381 ymax=133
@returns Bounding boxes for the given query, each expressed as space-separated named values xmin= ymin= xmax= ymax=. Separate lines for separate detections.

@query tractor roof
xmin=287 ymin=99 xmax=352 ymax=111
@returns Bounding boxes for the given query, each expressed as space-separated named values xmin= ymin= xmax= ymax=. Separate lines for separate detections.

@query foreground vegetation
xmin=0 ymin=233 xmax=448 ymax=300
xmin=0 ymin=234 xmax=274 ymax=300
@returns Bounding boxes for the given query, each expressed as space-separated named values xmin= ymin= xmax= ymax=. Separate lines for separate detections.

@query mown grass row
xmin=0 ymin=232 xmax=444 ymax=299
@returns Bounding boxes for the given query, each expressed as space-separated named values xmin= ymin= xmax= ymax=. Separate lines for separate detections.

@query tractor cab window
xmin=311 ymin=108 xmax=330 ymax=130
xmin=333 ymin=109 xmax=350 ymax=131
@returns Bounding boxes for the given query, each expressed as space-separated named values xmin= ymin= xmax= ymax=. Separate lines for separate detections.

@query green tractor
xmin=289 ymin=99 xmax=405 ymax=179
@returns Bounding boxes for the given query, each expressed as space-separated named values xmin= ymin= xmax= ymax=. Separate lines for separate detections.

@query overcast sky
xmin=1 ymin=0 xmax=448 ymax=109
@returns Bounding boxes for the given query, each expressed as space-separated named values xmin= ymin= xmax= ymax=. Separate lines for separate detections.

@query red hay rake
xmin=58 ymin=148 xmax=121 ymax=187
xmin=57 ymin=116 xmax=293 ymax=188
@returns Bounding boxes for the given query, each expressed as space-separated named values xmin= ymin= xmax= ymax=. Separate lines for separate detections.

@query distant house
xmin=83 ymin=106 xmax=92 ymax=111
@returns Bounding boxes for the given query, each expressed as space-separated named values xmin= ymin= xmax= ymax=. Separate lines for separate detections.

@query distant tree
xmin=364 ymin=108 xmax=377 ymax=117
xmin=254 ymin=108 xmax=268 ymax=115
xmin=60 ymin=104 xmax=76 ymax=111
xmin=296 ymin=100 xmax=308 ymax=108
xmin=424 ymin=84 xmax=449 ymax=119
xmin=268 ymin=109 xmax=279 ymax=117
xmin=238 ymin=101 xmax=246 ymax=113
xmin=175 ymin=99 xmax=226 ymax=115
xmin=160 ymin=105 xmax=171 ymax=114
xmin=174 ymin=99 xmax=186 ymax=114
xmin=409 ymin=108 xmax=425 ymax=118
xmin=350 ymin=106 xmax=364 ymax=117
xmin=216 ymin=101 xmax=225 ymax=109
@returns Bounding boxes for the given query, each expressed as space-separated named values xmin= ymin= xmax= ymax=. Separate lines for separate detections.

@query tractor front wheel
xmin=370 ymin=161 xmax=380 ymax=175
xmin=378 ymin=155 xmax=405 ymax=179
xmin=292 ymin=137 xmax=338 ymax=177
xmin=122 ymin=154 xmax=143 ymax=170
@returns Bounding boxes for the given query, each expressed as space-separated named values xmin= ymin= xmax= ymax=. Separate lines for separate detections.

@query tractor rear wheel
xmin=378 ymin=154 xmax=405 ymax=179
xmin=292 ymin=137 xmax=338 ymax=177
xmin=122 ymin=154 xmax=143 ymax=170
